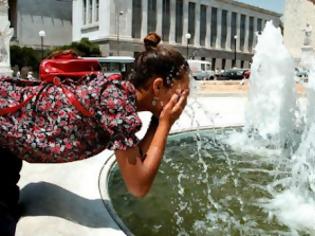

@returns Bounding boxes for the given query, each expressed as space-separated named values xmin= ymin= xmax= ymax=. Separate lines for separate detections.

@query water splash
xmin=245 ymin=21 xmax=297 ymax=149
xmin=264 ymin=35 xmax=315 ymax=234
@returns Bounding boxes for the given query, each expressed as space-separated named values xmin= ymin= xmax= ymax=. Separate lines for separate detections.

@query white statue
xmin=302 ymin=23 xmax=312 ymax=46
xmin=0 ymin=0 xmax=13 ymax=75
xmin=0 ymin=22 xmax=13 ymax=65
xmin=0 ymin=0 xmax=8 ymax=8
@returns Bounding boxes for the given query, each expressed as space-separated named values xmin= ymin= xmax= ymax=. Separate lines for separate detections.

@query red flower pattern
xmin=0 ymin=74 xmax=142 ymax=163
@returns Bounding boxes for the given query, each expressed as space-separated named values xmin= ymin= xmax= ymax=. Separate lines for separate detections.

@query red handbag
xmin=39 ymin=50 xmax=101 ymax=82
xmin=0 ymin=51 xmax=103 ymax=117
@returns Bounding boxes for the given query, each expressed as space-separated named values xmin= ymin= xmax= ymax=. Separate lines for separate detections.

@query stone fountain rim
xmin=98 ymin=124 xmax=243 ymax=235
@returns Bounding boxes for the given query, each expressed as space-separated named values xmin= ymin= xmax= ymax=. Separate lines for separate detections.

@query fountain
xmin=245 ymin=21 xmax=296 ymax=149
xmin=105 ymin=20 xmax=315 ymax=235
xmin=264 ymin=23 xmax=315 ymax=235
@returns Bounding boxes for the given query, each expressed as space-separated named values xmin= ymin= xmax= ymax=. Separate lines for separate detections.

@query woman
xmin=0 ymin=32 xmax=190 ymax=235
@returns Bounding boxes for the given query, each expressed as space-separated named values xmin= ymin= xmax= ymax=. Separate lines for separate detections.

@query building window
xmin=211 ymin=58 xmax=216 ymax=70
xmin=200 ymin=5 xmax=207 ymax=46
xmin=210 ymin=7 xmax=217 ymax=47
xmin=95 ymin=0 xmax=99 ymax=22
xmin=148 ymin=0 xmax=157 ymax=33
xmin=241 ymin=60 xmax=244 ymax=68
xmin=221 ymin=10 xmax=228 ymax=49
xmin=248 ymin=16 xmax=254 ymax=51
xmin=232 ymin=59 xmax=236 ymax=67
xmin=83 ymin=0 xmax=87 ymax=25
xmin=89 ymin=0 xmax=93 ymax=24
xmin=231 ymin=12 xmax=237 ymax=50
xmin=175 ymin=0 xmax=183 ymax=43
xmin=240 ymin=14 xmax=246 ymax=51
xmin=162 ymin=0 xmax=170 ymax=42
xmin=132 ymin=0 xmax=142 ymax=38
xmin=257 ymin=18 xmax=263 ymax=34
xmin=188 ymin=2 xmax=196 ymax=44
xmin=222 ymin=58 xmax=226 ymax=70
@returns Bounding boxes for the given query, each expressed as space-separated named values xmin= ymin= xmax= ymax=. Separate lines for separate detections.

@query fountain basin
xmin=103 ymin=127 xmax=294 ymax=236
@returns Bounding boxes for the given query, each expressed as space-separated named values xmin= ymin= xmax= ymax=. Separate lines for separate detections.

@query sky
xmin=235 ymin=0 xmax=286 ymax=14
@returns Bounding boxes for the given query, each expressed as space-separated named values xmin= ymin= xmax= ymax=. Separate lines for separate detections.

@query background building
xmin=73 ymin=0 xmax=281 ymax=70
xmin=283 ymin=0 xmax=315 ymax=64
xmin=8 ymin=0 xmax=72 ymax=49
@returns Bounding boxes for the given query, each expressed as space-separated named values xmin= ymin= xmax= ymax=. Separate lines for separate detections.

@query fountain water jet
xmin=245 ymin=21 xmax=297 ymax=149
xmin=264 ymin=28 xmax=315 ymax=235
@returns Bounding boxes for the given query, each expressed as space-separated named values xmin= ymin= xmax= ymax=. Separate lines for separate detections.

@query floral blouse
xmin=0 ymin=74 xmax=142 ymax=163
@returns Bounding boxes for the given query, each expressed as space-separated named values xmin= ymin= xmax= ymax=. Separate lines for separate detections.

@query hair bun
xmin=144 ymin=32 xmax=161 ymax=50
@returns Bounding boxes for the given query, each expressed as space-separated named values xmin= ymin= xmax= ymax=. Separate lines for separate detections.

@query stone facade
xmin=73 ymin=0 xmax=281 ymax=70
xmin=283 ymin=0 xmax=315 ymax=63
xmin=9 ymin=0 xmax=72 ymax=49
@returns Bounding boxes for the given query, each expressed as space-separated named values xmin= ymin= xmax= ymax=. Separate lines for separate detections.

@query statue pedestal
xmin=0 ymin=64 xmax=13 ymax=76
xmin=300 ymin=46 xmax=315 ymax=69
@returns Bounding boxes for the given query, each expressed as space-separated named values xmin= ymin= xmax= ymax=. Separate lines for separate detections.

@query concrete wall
xmin=16 ymin=0 xmax=72 ymax=48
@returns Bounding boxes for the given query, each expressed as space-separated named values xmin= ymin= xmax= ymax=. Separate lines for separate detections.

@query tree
xmin=48 ymin=38 xmax=101 ymax=57
xmin=10 ymin=45 xmax=41 ymax=73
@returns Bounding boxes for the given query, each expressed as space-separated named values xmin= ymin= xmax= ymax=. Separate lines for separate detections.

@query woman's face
xmin=157 ymin=71 xmax=190 ymax=111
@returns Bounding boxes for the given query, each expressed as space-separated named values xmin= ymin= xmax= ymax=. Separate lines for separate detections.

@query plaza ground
xmin=197 ymin=80 xmax=306 ymax=95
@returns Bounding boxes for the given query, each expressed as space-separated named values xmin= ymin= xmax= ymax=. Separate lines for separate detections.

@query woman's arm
xmin=115 ymin=90 xmax=188 ymax=198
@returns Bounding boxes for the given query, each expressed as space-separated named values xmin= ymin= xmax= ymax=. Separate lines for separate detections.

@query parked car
xmin=218 ymin=68 xmax=249 ymax=80
xmin=294 ymin=67 xmax=309 ymax=83
xmin=243 ymin=69 xmax=251 ymax=79
xmin=188 ymin=59 xmax=215 ymax=80
xmin=295 ymin=67 xmax=309 ymax=78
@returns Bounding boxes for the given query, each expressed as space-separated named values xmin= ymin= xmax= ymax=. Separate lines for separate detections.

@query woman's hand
xmin=159 ymin=89 xmax=189 ymax=128
xmin=115 ymin=89 xmax=189 ymax=198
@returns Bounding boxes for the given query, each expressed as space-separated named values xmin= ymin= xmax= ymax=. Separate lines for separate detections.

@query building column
xmin=236 ymin=13 xmax=241 ymax=52
xmin=72 ymin=0 xmax=81 ymax=40
xmin=195 ymin=1 xmax=200 ymax=47
xmin=226 ymin=10 xmax=231 ymax=50
xmin=169 ymin=0 xmax=176 ymax=44
xmin=182 ymin=0 xmax=189 ymax=45
xmin=244 ymin=14 xmax=249 ymax=52
xmin=85 ymin=0 xmax=89 ymax=25
xmin=252 ymin=17 xmax=258 ymax=52
xmin=123 ymin=0 xmax=132 ymax=38
xmin=141 ymin=0 xmax=148 ymax=39
xmin=205 ymin=4 xmax=211 ymax=48
xmin=156 ymin=0 xmax=162 ymax=35
xmin=117 ymin=0 xmax=132 ymax=38
xmin=215 ymin=8 xmax=222 ymax=49
xmin=92 ymin=0 xmax=96 ymax=23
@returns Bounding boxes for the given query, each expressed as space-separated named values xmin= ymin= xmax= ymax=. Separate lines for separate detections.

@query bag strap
xmin=54 ymin=77 xmax=94 ymax=117
xmin=0 ymin=93 xmax=37 ymax=116
xmin=0 ymin=77 xmax=94 ymax=117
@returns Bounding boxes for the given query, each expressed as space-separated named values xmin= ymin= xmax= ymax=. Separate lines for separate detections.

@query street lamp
xmin=116 ymin=10 xmax=124 ymax=56
xmin=185 ymin=33 xmax=191 ymax=59
xmin=38 ymin=30 xmax=46 ymax=60
xmin=233 ymin=35 xmax=238 ymax=68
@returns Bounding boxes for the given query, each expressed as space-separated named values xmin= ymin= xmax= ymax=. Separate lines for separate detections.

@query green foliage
xmin=10 ymin=45 xmax=41 ymax=72
xmin=9 ymin=38 xmax=100 ymax=74
xmin=49 ymin=38 xmax=101 ymax=57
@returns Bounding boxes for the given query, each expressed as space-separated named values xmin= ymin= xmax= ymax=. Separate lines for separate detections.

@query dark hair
xmin=129 ymin=32 xmax=189 ymax=89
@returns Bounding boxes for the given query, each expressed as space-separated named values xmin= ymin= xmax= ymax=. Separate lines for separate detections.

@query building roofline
xmin=219 ymin=0 xmax=282 ymax=17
